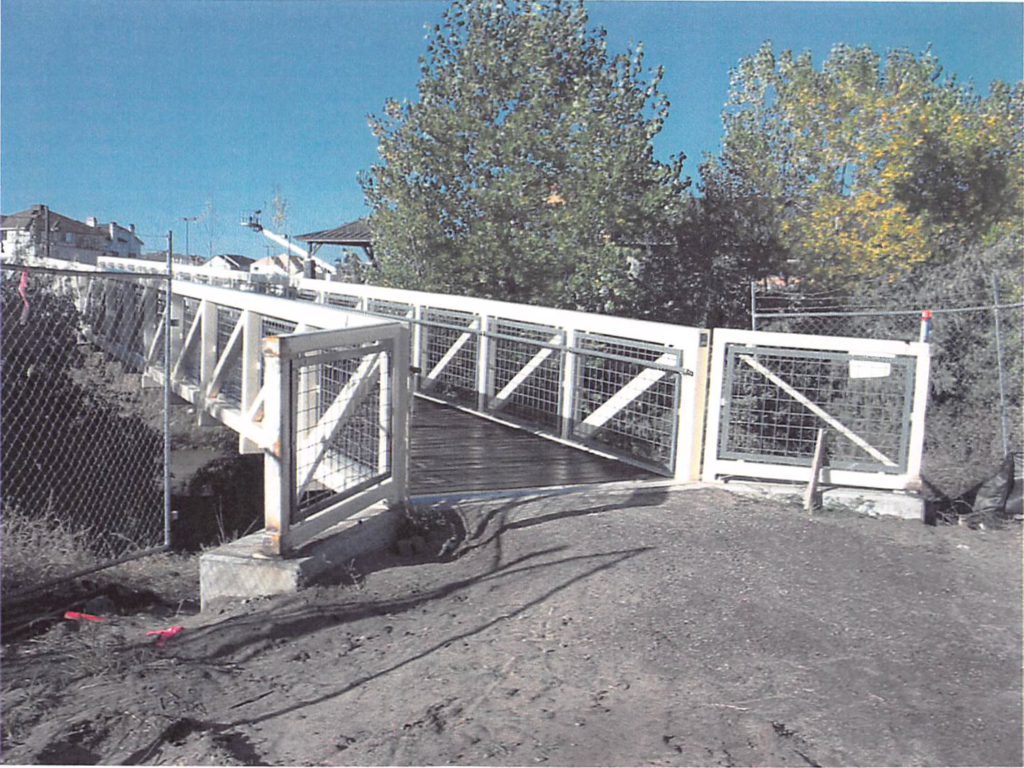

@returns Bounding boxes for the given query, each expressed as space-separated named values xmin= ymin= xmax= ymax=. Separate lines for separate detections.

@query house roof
xmin=209 ymin=253 xmax=255 ymax=269
xmin=252 ymin=252 xmax=338 ymax=274
xmin=1 ymin=206 xmax=99 ymax=237
xmin=297 ymin=218 xmax=372 ymax=246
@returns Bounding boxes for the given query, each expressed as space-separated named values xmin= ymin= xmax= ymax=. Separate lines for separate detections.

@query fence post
xmin=560 ymin=328 xmax=578 ymax=440
xmin=676 ymin=330 xmax=710 ymax=482
xmin=164 ymin=233 xmax=173 ymax=548
xmin=261 ymin=335 xmax=293 ymax=556
xmin=750 ymin=281 xmax=757 ymax=331
xmin=476 ymin=314 xmax=493 ymax=411
xmin=992 ymin=274 xmax=1009 ymax=457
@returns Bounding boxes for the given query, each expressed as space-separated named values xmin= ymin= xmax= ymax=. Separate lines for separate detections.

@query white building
xmin=203 ymin=253 xmax=255 ymax=272
xmin=250 ymin=252 xmax=337 ymax=278
xmin=1 ymin=205 xmax=143 ymax=265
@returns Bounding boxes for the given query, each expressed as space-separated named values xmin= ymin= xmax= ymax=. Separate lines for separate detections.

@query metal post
xmin=750 ymin=281 xmax=757 ymax=331
xmin=560 ymin=328 xmax=578 ymax=440
xmin=919 ymin=309 xmax=932 ymax=343
xmin=476 ymin=314 xmax=492 ymax=411
xmin=164 ymin=231 xmax=173 ymax=548
xmin=992 ymin=274 xmax=1009 ymax=457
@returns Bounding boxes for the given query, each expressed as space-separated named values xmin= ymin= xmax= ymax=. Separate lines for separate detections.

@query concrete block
xmin=199 ymin=501 xmax=401 ymax=610
xmin=719 ymin=481 xmax=925 ymax=521
xmin=821 ymin=487 xmax=924 ymax=520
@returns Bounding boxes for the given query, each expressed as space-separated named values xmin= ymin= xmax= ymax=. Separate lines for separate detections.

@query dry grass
xmin=1 ymin=502 xmax=98 ymax=600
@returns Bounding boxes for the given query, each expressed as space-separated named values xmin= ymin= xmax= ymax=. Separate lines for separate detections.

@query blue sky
xmin=2 ymin=1 xmax=1021 ymax=258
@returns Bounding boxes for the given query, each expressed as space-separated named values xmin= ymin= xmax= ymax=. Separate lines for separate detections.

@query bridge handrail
xmin=96 ymin=256 xmax=703 ymax=346
xmin=99 ymin=254 xmax=708 ymax=480
xmin=295 ymin=277 xmax=704 ymax=349
xmin=169 ymin=280 xmax=395 ymax=333
xmin=79 ymin=268 xmax=410 ymax=556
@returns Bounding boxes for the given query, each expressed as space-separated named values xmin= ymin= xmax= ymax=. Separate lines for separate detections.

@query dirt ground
xmin=2 ymin=485 xmax=1021 ymax=766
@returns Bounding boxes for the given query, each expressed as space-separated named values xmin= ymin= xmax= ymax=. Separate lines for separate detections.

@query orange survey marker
xmin=64 ymin=612 xmax=107 ymax=622
xmin=146 ymin=626 xmax=184 ymax=646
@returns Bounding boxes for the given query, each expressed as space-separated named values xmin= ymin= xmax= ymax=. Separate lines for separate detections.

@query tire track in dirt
xmin=4 ymin=486 xmax=1020 ymax=766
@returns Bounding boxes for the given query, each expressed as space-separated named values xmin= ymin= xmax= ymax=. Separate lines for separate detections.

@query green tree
xmin=704 ymin=41 xmax=1023 ymax=286
xmin=359 ymin=0 xmax=687 ymax=311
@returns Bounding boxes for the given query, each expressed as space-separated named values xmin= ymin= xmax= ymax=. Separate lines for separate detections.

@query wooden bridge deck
xmin=409 ymin=397 xmax=657 ymax=496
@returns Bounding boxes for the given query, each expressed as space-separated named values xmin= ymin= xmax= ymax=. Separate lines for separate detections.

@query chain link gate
xmin=1 ymin=266 xmax=170 ymax=596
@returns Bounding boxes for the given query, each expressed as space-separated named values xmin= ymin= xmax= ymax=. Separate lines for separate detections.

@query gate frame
xmin=702 ymin=328 xmax=930 ymax=491
xmin=262 ymin=324 xmax=410 ymax=556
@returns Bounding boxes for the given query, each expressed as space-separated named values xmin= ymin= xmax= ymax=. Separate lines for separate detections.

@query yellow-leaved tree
xmin=703 ymin=42 xmax=1023 ymax=285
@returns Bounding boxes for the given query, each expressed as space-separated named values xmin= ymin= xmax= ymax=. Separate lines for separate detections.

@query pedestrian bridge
xmin=68 ymin=256 xmax=929 ymax=561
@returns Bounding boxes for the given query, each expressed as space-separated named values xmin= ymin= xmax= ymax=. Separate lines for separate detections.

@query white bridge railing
xmin=95 ymin=256 xmax=932 ymax=495
xmin=100 ymin=256 xmax=709 ymax=480
xmin=83 ymin=265 xmax=410 ymax=555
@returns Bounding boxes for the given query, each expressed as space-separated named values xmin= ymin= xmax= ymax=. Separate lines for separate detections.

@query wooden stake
xmin=805 ymin=429 xmax=828 ymax=513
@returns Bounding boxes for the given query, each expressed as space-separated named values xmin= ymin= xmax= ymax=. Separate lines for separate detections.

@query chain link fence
xmin=752 ymin=277 xmax=1023 ymax=504
xmin=1 ymin=266 xmax=170 ymax=597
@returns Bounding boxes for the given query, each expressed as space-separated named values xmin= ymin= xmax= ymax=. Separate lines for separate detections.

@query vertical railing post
xmin=168 ymin=292 xmax=186 ymax=383
xmin=560 ymin=328 xmax=578 ymax=440
xmin=239 ymin=310 xmax=263 ymax=454
xmin=197 ymin=299 xmax=218 ymax=426
xmin=750 ymin=281 xmax=758 ymax=331
xmin=140 ymin=283 xmax=159 ymax=383
xmin=378 ymin=345 xmax=392 ymax=476
xmin=411 ymin=305 xmax=424 ymax=392
xmin=675 ymin=331 xmax=710 ymax=481
xmin=390 ymin=326 xmax=411 ymax=504
xmin=261 ymin=336 xmax=293 ymax=556
xmin=476 ymin=314 xmax=493 ymax=411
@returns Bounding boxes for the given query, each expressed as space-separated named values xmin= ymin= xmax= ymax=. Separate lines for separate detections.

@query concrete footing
xmin=719 ymin=481 xmax=925 ymax=521
xmin=199 ymin=501 xmax=401 ymax=611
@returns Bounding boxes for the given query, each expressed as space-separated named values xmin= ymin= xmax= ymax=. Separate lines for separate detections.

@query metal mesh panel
xmin=753 ymin=283 xmax=1024 ymax=496
xmin=259 ymin=318 xmax=296 ymax=387
xmin=291 ymin=347 xmax=391 ymax=521
xmin=571 ymin=333 xmax=681 ymax=473
xmin=366 ymin=298 xmax=413 ymax=319
xmin=327 ymin=294 xmax=362 ymax=311
xmin=1 ymin=268 xmax=166 ymax=587
xmin=720 ymin=345 xmax=913 ymax=473
xmin=421 ymin=307 xmax=478 ymax=405
xmin=216 ymin=306 xmax=243 ymax=406
xmin=490 ymin=319 xmax=562 ymax=431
